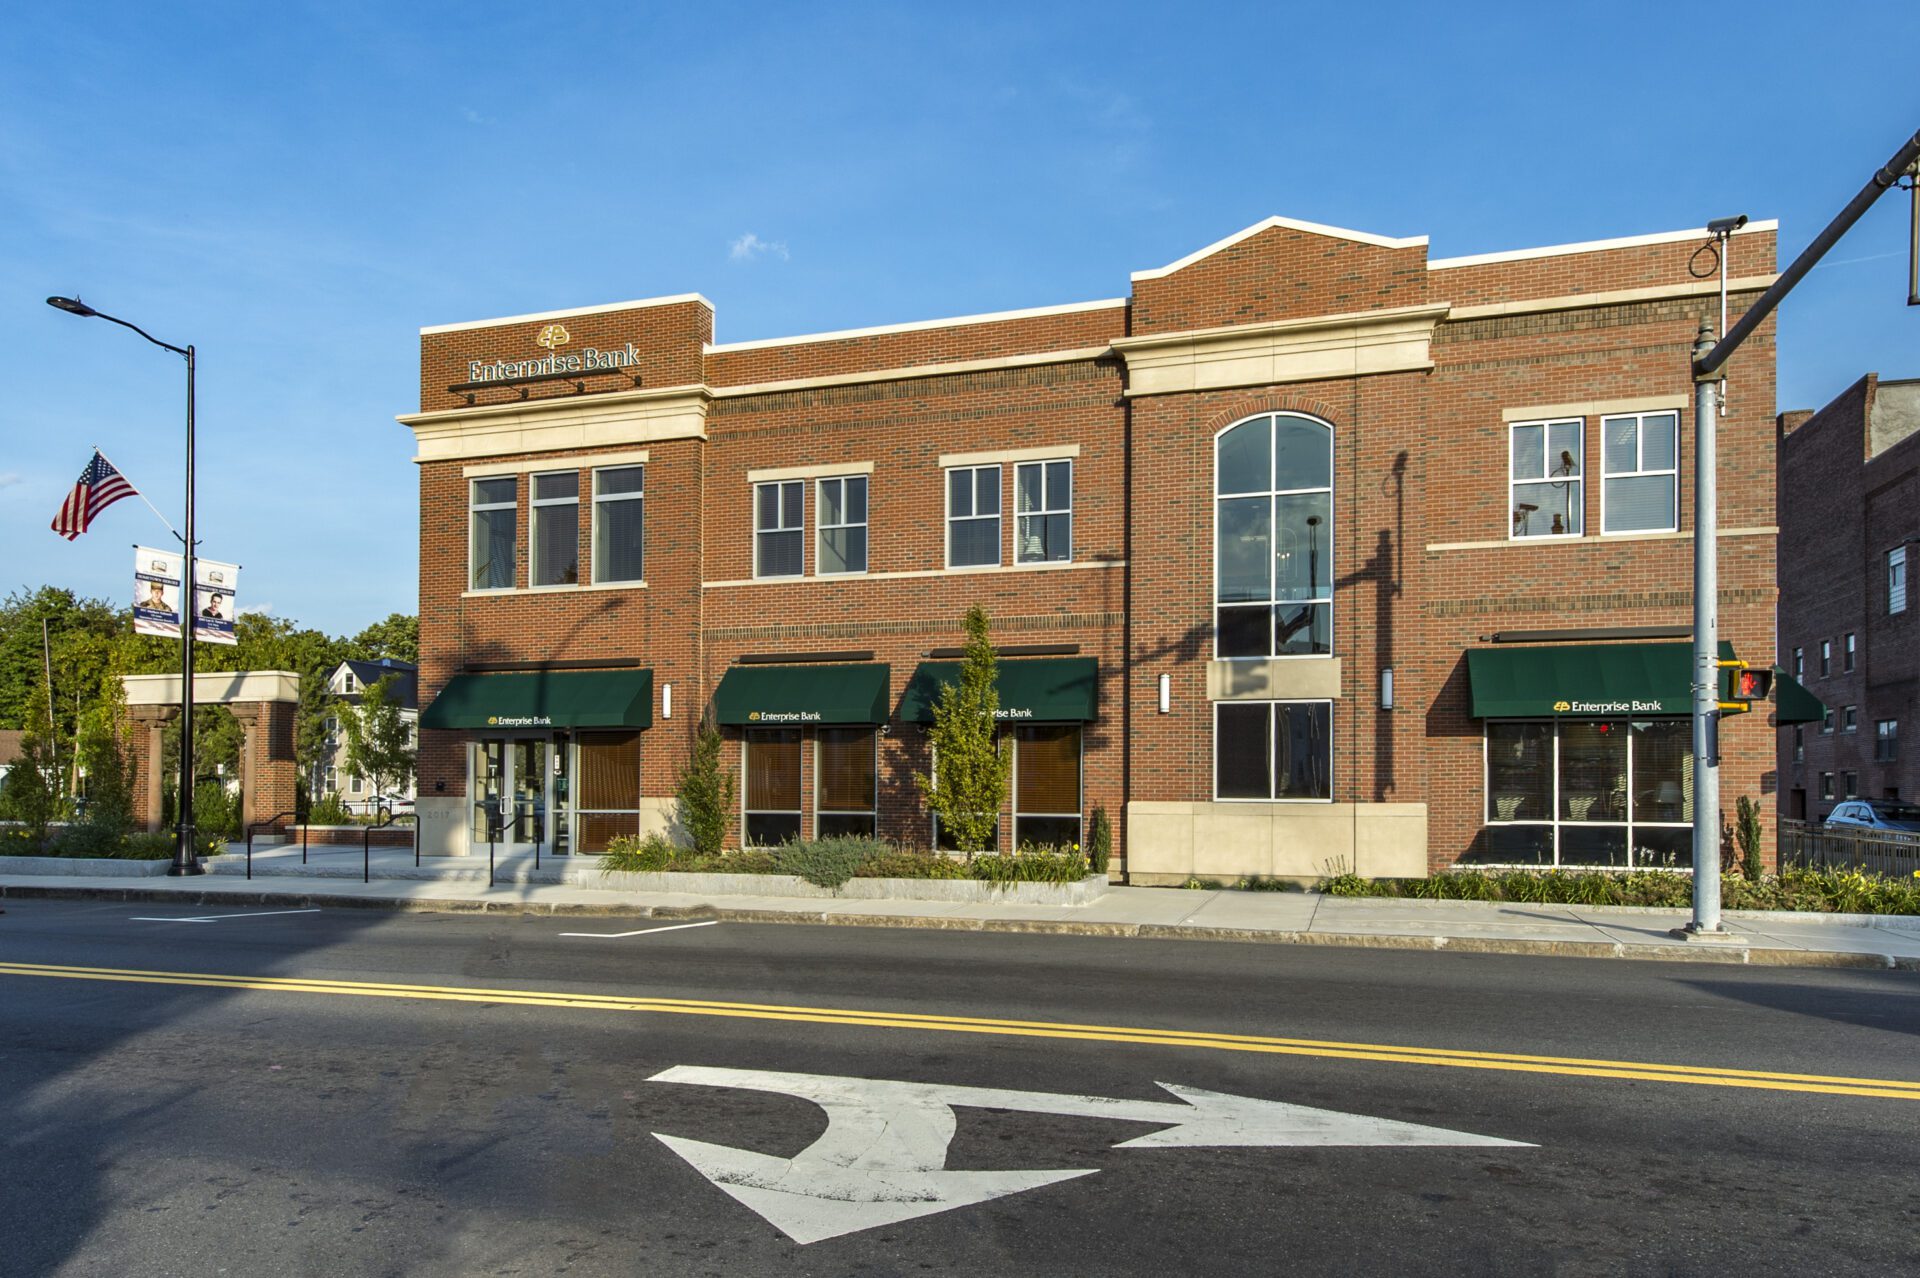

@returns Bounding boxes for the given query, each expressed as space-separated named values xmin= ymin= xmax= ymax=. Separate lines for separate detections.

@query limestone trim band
xmin=747 ymin=460 xmax=876 ymax=483
xmin=702 ymin=558 xmax=1124 ymax=590
xmin=1501 ymin=395 xmax=1688 ymax=423
xmin=937 ymin=443 xmax=1081 ymax=468
xmin=464 ymin=448 xmax=650 ymax=478
xmin=1426 ymin=527 xmax=1780 ymax=553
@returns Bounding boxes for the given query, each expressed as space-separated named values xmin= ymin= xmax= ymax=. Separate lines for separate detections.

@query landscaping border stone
xmin=0 ymin=854 xmax=173 ymax=878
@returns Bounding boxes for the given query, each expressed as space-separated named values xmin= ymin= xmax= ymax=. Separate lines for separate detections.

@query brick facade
xmin=405 ymin=215 xmax=1780 ymax=876
xmin=1777 ymin=375 xmax=1920 ymax=816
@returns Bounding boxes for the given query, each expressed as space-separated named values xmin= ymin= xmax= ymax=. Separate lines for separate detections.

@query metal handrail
xmin=362 ymin=810 xmax=417 ymax=885
xmin=244 ymin=810 xmax=303 ymax=881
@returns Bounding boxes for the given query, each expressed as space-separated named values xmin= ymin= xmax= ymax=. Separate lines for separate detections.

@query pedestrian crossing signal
xmin=1733 ymin=668 xmax=1773 ymax=702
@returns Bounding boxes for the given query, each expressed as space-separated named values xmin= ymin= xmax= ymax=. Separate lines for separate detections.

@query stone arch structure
xmin=122 ymin=671 xmax=300 ymax=836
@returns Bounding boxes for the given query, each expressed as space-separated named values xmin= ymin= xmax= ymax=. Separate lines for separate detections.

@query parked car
xmin=1823 ymin=800 xmax=1920 ymax=833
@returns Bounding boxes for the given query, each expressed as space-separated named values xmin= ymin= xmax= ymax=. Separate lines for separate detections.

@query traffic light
xmin=1733 ymin=667 xmax=1773 ymax=702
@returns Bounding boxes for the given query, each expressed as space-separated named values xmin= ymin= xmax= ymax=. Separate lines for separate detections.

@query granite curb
xmin=7 ymin=881 xmax=1919 ymax=970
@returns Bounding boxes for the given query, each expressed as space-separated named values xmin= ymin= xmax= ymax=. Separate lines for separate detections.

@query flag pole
xmin=91 ymin=444 xmax=184 ymax=545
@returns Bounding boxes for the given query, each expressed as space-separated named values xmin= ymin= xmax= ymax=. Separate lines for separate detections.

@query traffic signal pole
xmin=1681 ymin=126 xmax=1920 ymax=937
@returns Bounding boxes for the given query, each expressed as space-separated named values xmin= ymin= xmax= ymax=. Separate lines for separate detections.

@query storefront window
xmin=469 ymin=477 xmax=516 ymax=590
xmin=745 ymin=728 xmax=802 ymax=844
xmin=1475 ymin=719 xmax=1691 ymax=868
xmin=1216 ymin=413 xmax=1332 ymax=657
xmin=815 ymin=728 xmax=876 ymax=837
xmin=1014 ymin=724 xmax=1081 ymax=848
xmin=575 ymin=731 xmax=639 ymax=853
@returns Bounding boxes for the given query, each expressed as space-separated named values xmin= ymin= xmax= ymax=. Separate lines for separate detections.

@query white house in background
xmin=314 ymin=658 xmax=418 ymax=814
xmin=0 ymin=729 xmax=22 ymax=800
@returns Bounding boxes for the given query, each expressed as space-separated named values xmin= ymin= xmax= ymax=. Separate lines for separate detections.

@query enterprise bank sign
xmin=1553 ymin=699 xmax=1669 ymax=714
xmin=465 ymin=323 xmax=642 ymax=385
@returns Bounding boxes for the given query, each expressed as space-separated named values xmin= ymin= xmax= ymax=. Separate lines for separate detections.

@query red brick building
xmin=1777 ymin=374 xmax=1920 ymax=819
xmin=402 ymin=215 xmax=1783 ymax=879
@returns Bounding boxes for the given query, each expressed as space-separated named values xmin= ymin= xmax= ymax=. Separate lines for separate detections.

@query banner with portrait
xmin=193 ymin=558 xmax=240 ymax=646
xmin=133 ymin=546 xmax=183 ymax=639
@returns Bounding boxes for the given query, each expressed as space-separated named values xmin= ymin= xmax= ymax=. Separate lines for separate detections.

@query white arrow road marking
xmin=558 ymin=921 xmax=720 ymax=939
xmin=649 ymin=1065 xmax=1530 ymax=1244
xmin=129 ymin=909 xmax=323 ymax=924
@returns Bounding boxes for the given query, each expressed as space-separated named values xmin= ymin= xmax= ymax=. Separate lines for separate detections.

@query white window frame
xmin=1211 ymin=700 xmax=1334 ymax=804
xmin=1820 ymin=640 xmax=1831 ymax=678
xmin=590 ymin=465 xmax=645 ymax=585
xmin=753 ymin=480 xmax=806 ymax=579
xmin=945 ymin=464 xmax=1002 ymax=569
xmin=1479 ymin=718 xmax=1692 ymax=869
xmin=1011 ymin=723 xmax=1085 ymax=848
xmin=1843 ymin=705 xmax=1858 ymax=733
xmin=529 ymin=469 xmax=580 ymax=588
xmin=1890 ymin=546 xmax=1908 ymax=615
xmin=1820 ymin=772 xmax=1835 ymax=801
xmin=1507 ymin=417 xmax=1584 ymax=541
xmin=1014 ymin=459 xmax=1074 ymax=565
xmin=1844 ymin=633 xmax=1856 ymax=673
xmin=812 ymin=727 xmax=877 ymax=838
xmin=468 ymin=476 xmax=518 ymax=592
xmin=1792 ymin=647 xmax=1803 ymax=679
xmin=1599 ymin=411 xmax=1680 ymax=535
xmin=815 ymin=475 xmax=869 ymax=577
xmin=1213 ymin=412 xmax=1336 ymax=661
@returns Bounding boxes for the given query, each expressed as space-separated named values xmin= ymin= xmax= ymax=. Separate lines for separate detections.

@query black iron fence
xmin=1779 ymin=818 xmax=1920 ymax=877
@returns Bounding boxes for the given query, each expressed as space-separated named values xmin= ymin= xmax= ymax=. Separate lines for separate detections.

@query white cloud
xmin=729 ymin=232 xmax=789 ymax=263
xmin=461 ymin=108 xmax=491 ymax=126
xmin=0 ymin=472 xmax=20 ymax=492
xmin=237 ymin=602 xmax=273 ymax=617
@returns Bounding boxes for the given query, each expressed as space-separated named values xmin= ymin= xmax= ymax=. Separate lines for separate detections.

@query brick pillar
xmin=230 ymin=700 xmax=299 ymax=833
xmin=126 ymin=705 xmax=178 ymax=833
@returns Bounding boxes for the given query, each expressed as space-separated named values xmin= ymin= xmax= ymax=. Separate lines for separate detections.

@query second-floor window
xmin=1876 ymin=719 xmax=1899 ymax=763
xmin=1015 ymin=459 xmax=1072 ymax=563
xmin=1820 ymin=640 xmax=1832 ymax=678
xmin=1601 ymin=411 xmax=1679 ymax=534
xmin=1891 ymin=546 xmax=1908 ymax=615
xmin=469 ymin=477 xmax=516 ymax=590
xmin=1844 ymin=633 xmax=1856 ymax=673
xmin=755 ymin=480 xmax=804 ymax=578
xmin=947 ymin=466 xmax=1001 ymax=568
xmin=1217 ymin=412 xmax=1333 ymax=657
xmin=531 ymin=471 xmax=579 ymax=586
xmin=1509 ymin=418 xmax=1583 ymax=538
xmin=592 ymin=466 xmax=645 ymax=584
xmin=817 ymin=476 xmax=868 ymax=575
xmin=1793 ymin=647 xmax=1803 ymax=678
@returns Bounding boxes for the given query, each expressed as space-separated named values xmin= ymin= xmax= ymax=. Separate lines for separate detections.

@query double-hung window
xmin=1821 ymin=707 xmax=1834 ymax=735
xmin=947 ymin=465 xmax=1001 ymax=567
xmin=530 ymin=471 xmax=579 ymax=586
xmin=1600 ymin=411 xmax=1679 ymax=534
xmin=1214 ymin=701 xmax=1331 ymax=801
xmin=1843 ymin=705 xmax=1858 ymax=733
xmin=1890 ymin=546 xmax=1908 ymax=615
xmin=1216 ymin=413 xmax=1333 ymax=657
xmin=592 ymin=466 xmax=644 ymax=584
xmin=755 ymin=480 xmax=805 ymax=578
xmin=1876 ymin=720 xmax=1899 ymax=763
xmin=1793 ymin=647 xmax=1804 ymax=679
xmin=1820 ymin=640 xmax=1832 ymax=678
xmin=1793 ymin=726 xmax=1804 ymax=763
xmin=1014 ymin=460 xmax=1072 ymax=563
xmin=1509 ymin=418 xmax=1583 ymax=538
xmin=469 ymin=477 xmax=517 ymax=590
xmin=817 ymin=476 xmax=868 ymax=575
xmin=1844 ymin=633 xmax=1856 ymax=672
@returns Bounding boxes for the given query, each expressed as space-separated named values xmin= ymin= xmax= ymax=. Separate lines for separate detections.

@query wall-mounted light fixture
xmin=1158 ymin=673 xmax=1171 ymax=714
xmin=662 ymin=682 xmax=673 ymax=719
xmin=1380 ymin=668 xmax=1395 ymax=711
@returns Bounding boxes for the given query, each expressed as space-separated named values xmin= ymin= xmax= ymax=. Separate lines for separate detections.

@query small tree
xmin=339 ymin=674 xmax=416 ymax=801
xmin=63 ymin=685 xmax=138 ymax=853
xmin=915 ymin=604 xmax=1012 ymax=857
xmin=1 ymin=680 xmax=63 ymax=847
xmin=1735 ymin=795 xmax=1765 ymax=882
xmin=677 ymin=715 xmax=735 ymax=856
xmin=1088 ymin=805 xmax=1112 ymax=875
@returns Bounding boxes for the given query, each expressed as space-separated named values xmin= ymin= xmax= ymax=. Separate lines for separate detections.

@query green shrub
xmin=775 ymin=835 xmax=891 ymax=888
xmin=602 ymin=831 xmax=681 ymax=874
xmin=1316 ymin=866 xmax=1920 ymax=914
xmin=968 ymin=844 xmax=1089 ymax=884
xmin=676 ymin=718 xmax=735 ymax=858
xmin=1087 ymin=806 xmax=1112 ymax=875
xmin=1735 ymin=796 xmax=1764 ymax=883
xmin=855 ymin=851 xmax=971 ymax=880
xmin=192 ymin=780 xmax=242 ymax=844
xmin=306 ymin=792 xmax=354 ymax=825
xmin=118 ymin=831 xmax=178 ymax=860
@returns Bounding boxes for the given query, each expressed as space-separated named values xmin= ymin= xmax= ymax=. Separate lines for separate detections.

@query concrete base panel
xmin=1126 ymin=801 xmax=1428 ymax=881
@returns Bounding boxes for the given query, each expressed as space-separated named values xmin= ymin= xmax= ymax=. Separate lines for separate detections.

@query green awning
xmin=713 ymin=663 xmax=891 ymax=725
xmin=420 ymin=669 xmax=653 ymax=729
xmin=1773 ymin=673 xmax=1826 ymax=725
xmin=1466 ymin=642 xmax=1735 ymax=718
xmin=899 ymin=657 xmax=1099 ymax=723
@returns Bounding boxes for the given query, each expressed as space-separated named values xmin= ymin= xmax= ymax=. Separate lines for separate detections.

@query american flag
xmin=52 ymin=450 xmax=137 ymax=540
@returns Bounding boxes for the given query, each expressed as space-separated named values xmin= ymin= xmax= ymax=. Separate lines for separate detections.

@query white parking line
xmin=129 ymin=909 xmax=325 ymax=924
xmin=559 ymin=920 xmax=721 ymax=939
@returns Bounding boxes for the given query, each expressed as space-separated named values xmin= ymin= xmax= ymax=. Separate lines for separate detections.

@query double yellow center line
xmin=4 ymin=959 xmax=1917 ymax=1101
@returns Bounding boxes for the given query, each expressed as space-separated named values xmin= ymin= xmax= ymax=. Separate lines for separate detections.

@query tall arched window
xmin=1215 ymin=412 xmax=1333 ymax=657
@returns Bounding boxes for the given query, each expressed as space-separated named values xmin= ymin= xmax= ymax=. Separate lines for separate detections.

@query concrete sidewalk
xmin=3 ymin=847 xmax=1919 ymax=969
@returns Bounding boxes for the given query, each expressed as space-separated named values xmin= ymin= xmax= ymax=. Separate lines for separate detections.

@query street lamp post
xmin=46 ymin=296 xmax=204 ymax=877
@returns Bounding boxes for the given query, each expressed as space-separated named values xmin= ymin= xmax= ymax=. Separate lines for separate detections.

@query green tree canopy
xmin=914 ymin=604 xmax=1012 ymax=856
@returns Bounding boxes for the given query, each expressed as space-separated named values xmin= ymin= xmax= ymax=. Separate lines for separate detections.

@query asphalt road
xmin=1 ymin=899 xmax=1916 ymax=1277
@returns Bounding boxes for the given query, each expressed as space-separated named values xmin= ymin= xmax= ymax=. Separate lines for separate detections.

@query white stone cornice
xmin=399 ymin=384 xmax=711 ymax=464
xmin=1113 ymin=303 xmax=1450 ymax=397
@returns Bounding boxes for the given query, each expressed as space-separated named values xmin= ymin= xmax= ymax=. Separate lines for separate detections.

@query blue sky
xmin=3 ymin=2 xmax=1916 ymax=635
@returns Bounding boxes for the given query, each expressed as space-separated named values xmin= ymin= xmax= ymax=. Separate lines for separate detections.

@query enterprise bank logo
xmin=535 ymin=324 xmax=570 ymax=350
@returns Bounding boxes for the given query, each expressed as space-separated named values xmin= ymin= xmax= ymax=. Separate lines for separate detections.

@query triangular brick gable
xmin=1130 ymin=217 xmax=1429 ymax=336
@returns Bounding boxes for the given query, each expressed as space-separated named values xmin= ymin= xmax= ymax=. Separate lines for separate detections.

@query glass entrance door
xmin=471 ymin=737 xmax=556 ymax=854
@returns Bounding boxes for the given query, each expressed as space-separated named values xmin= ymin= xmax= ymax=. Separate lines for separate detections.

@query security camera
xmin=1706 ymin=215 xmax=1749 ymax=236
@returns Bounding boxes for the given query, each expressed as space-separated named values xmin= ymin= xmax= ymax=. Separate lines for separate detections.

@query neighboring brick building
xmin=402 ymin=215 xmax=1782 ymax=880
xmin=1777 ymin=374 xmax=1920 ymax=818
